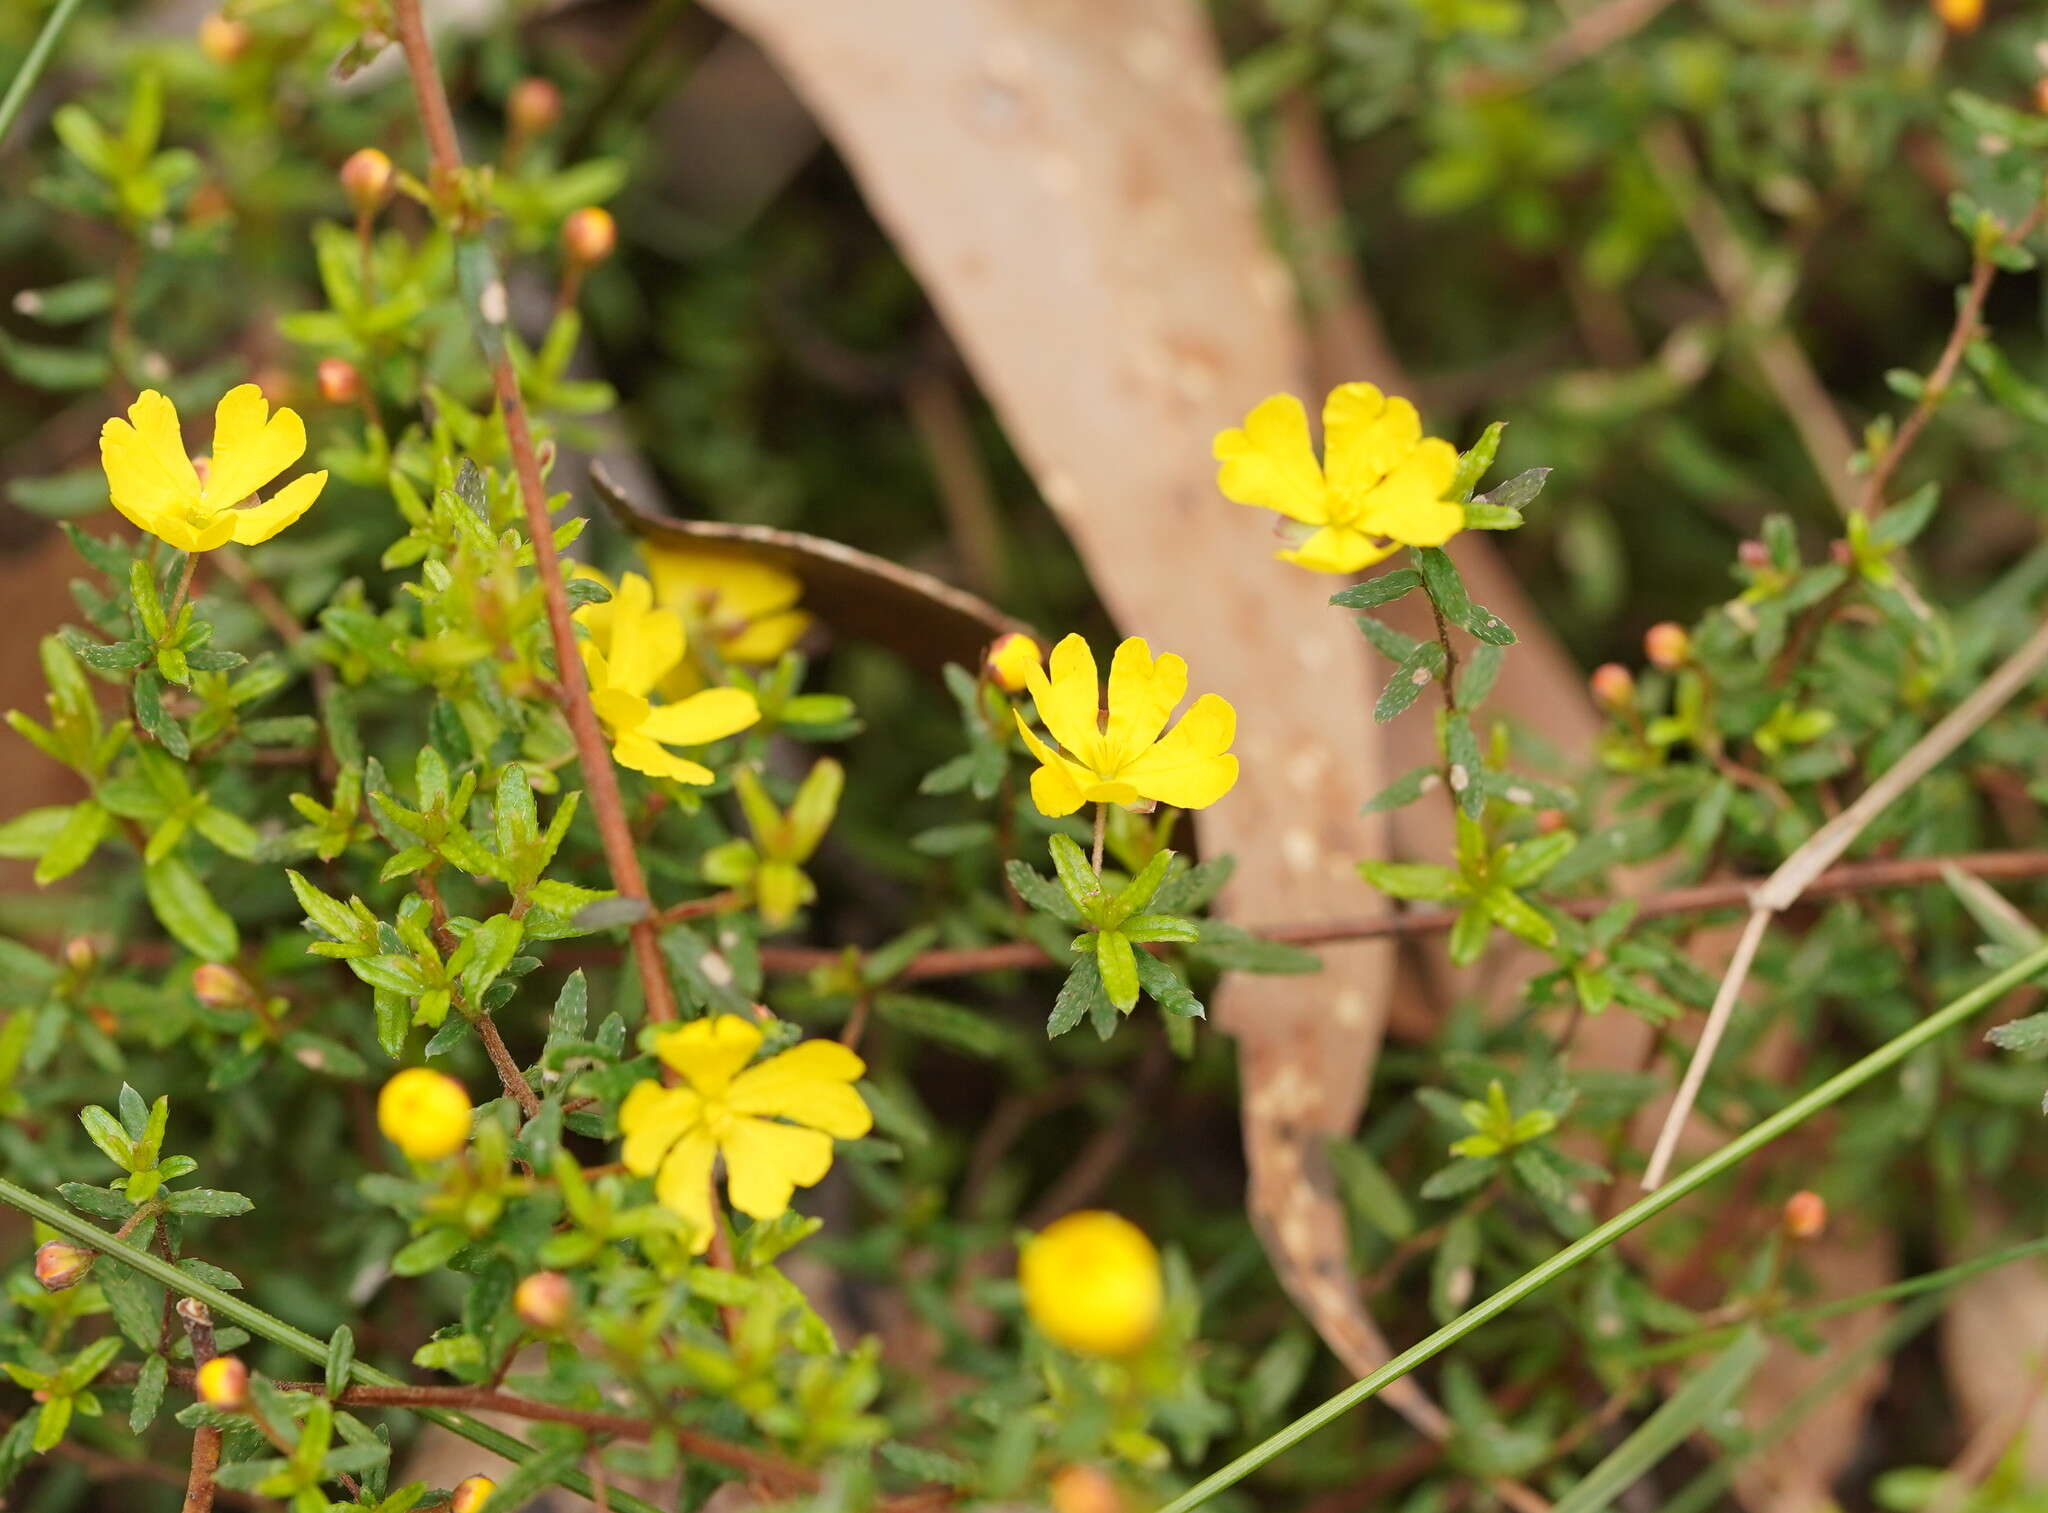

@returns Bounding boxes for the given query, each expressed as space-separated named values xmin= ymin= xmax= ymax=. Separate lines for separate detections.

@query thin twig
xmin=177 ymin=1298 xmax=222 ymax=1513
xmin=386 ymin=0 xmax=679 ymax=1027
xmin=1641 ymin=616 xmax=2048 ymax=1188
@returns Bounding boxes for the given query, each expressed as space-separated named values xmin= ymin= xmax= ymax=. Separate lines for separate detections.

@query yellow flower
xmin=1934 ymin=0 xmax=1982 ymax=31
xmin=646 ymin=542 xmax=810 ymax=689
xmin=99 ymin=385 xmax=328 ymax=552
xmin=985 ymin=632 xmax=1041 ymax=693
xmin=1213 ymin=383 xmax=1463 ymax=573
xmin=576 ymin=572 xmax=760 ymax=785
xmin=451 ymin=1476 xmax=496 ymax=1513
xmin=1019 ymin=1211 xmax=1163 ymax=1357
xmin=376 ymin=1068 xmax=472 ymax=1161
xmin=1014 ymin=635 xmax=1238 ymax=818
xmin=618 ymin=1015 xmax=872 ymax=1252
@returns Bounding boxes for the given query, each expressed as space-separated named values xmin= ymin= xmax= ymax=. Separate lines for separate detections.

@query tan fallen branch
xmin=1641 ymin=614 xmax=2048 ymax=1189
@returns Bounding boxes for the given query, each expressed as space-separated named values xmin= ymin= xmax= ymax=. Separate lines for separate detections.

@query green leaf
xmin=1095 ymin=930 xmax=1140 ymax=1012
xmin=391 ymin=1227 xmax=466 ymax=1276
xmin=1443 ymin=714 xmax=1484 ymax=820
xmin=1481 ymin=887 xmax=1556 ymax=949
xmin=35 ymin=800 xmax=110 ymax=885
xmin=1006 ymin=859 xmax=1086 ymax=925
xmin=1375 ymin=642 xmax=1447 ymax=723
xmin=1551 ymin=1329 xmax=1767 ymax=1513
xmin=1364 ymin=764 xmax=1440 ymax=815
xmin=144 ymin=857 xmax=239 ymax=962
xmin=1497 ymin=831 xmax=1576 ymax=889
xmin=79 ymin=1105 xmax=135 ymax=1169
xmin=1329 ymin=570 xmax=1423 ymax=610
xmin=325 ymin=1325 xmax=356 ymax=1398
xmin=1447 ymin=903 xmax=1491 ymax=966
xmin=1450 ymin=422 xmax=1506 ymax=501
xmin=132 ymin=671 xmax=188 ymax=759
xmin=1328 ymin=1139 xmax=1415 ymax=1241
xmin=1105 ymin=848 xmax=1175 ymax=924
xmin=0 ymin=805 xmax=73 ymax=858
xmin=163 ymin=1188 xmax=254 ymax=1217
xmin=1132 ymin=953 xmax=1204 ymax=1019
xmin=129 ymin=1354 xmax=168 ymax=1433
xmin=1049 ymin=955 xmax=1110 ymax=1038
xmin=0 ymin=328 xmax=110 ymax=391
xmin=1357 ymin=860 xmax=1463 ymax=901
xmin=1048 ymin=832 xmax=1106 ymax=918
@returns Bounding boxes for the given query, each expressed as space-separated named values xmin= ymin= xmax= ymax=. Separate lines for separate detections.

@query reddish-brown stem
xmin=473 ymin=1012 xmax=542 ymax=1117
xmin=176 ymin=1299 xmax=221 ymax=1513
xmin=386 ymin=0 xmax=678 ymax=1026
xmin=651 ymin=891 xmax=742 ymax=927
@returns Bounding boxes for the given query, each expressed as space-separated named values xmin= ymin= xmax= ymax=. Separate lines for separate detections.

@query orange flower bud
xmin=198 ymin=14 xmax=250 ymax=64
xmin=340 ymin=148 xmax=395 ymax=217
xmin=452 ymin=1475 xmax=496 ymax=1513
xmin=1050 ymin=1465 xmax=1123 ymax=1513
xmin=1783 ymin=1190 xmax=1828 ymax=1241
xmin=514 ymin=1271 xmax=573 ymax=1331
xmin=1643 ymin=622 xmax=1690 ymax=671
xmin=196 ymin=1356 xmax=250 ymax=1411
xmin=34 ymin=1240 xmax=94 ymax=1292
xmin=1737 ymin=539 xmax=1770 ymax=571
xmin=560 ymin=207 xmax=616 ymax=268
xmin=2036 ymin=77 xmax=2048 ymax=115
xmin=1535 ymin=807 xmax=1568 ymax=834
xmin=191 ymin=963 xmax=252 ymax=1008
xmin=317 ymin=358 xmax=362 ymax=406
xmin=507 ymin=78 xmax=563 ymax=138
xmin=1590 ymin=663 xmax=1635 ymax=712
xmin=985 ymin=632 xmax=1041 ymax=693
xmin=63 ymin=937 xmax=96 ymax=973
xmin=1934 ymin=0 xmax=1983 ymax=32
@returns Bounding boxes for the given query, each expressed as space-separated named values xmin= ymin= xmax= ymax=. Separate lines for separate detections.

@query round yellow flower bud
xmin=1589 ymin=663 xmax=1635 ymax=712
xmin=514 ymin=1271 xmax=573 ymax=1331
xmin=340 ymin=148 xmax=395 ymax=217
xmin=561 ymin=207 xmax=616 ymax=268
xmin=62 ymin=937 xmax=97 ymax=973
xmin=452 ymin=1475 xmax=496 ymax=1513
xmin=1643 ymin=622 xmax=1690 ymax=671
xmin=196 ymin=1356 xmax=249 ymax=1411
xmin=1050 ymin=1465 xmax=1123 ymax=1513
xmin=198 ymin=13 xmax=250 ymax=63
xmin=1019 ymin=1211 xmax=1163 ymax=1358
xmin=1783 ymin=1190 xmax=1828 ymax=1241
xmin=34 ymin=1240 xmax=94 ymax=1292
xmin=507 ymin=78 xmax=563 ymax=138
xmin=376 ymin=1068 xmax=472 ymax=1161
xmin=191 ymin=962 xmax=251 ymax=1008
xmin=985 ymin=632 xmax=1041 ymax=693
xmin=1933 ymin=0 xmax=1983 ymax=32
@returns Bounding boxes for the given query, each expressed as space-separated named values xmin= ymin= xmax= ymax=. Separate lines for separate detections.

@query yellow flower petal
xmin=619 ymin=1082 xmax=700 ymax=1175
xmin=1277 ymin=525 xmax=1397 ymax=575
xmin=101 ymin=390 xmax=201 ymax=537
xmin=727 ymin=1042 xmax=873 ymax=1138
xmin=1119 ymin=693 xmax=1239 ymax=810
xmin=601 ymin=573 xmax=685 ymax=697
xmin=1323 ymin=384 xmax=1422 ymax=502
xmin=1103 ymin=638 xmax=1187 ymax=766
xmin=1213 ymin=393 xmax=1330 ymax=525
xmin=653 ymin=1015 xmax=763 ymax=1097
xmin=610 ymin=732 xmax=716 ymax=785
xmin=654 ymin=1129 xmax=719 ymax=1251
xmin=720 ymin=1115 xmax=835 ymax=1220
xmin=1356 ymin=438 xmax=1463 ymax=547
xmin=229 ymin=470 xmax=327 ymax=546
xmin=720 ymin=608 xmax=810 ymax=666
xmin=648 ymin=544 xmax=802 ymax=625
xmin=204 ymin=384 xmax=306 ymax=509
xmin=636 ymin=687 xmax=760 ymax=748
xmin=1027 ymin=634 xmax=1104 ymax=760
xmin=1014 ymin=712 xmax=1089 ymax=817
xmin=150 ymin=510 xmax=239 ymax=555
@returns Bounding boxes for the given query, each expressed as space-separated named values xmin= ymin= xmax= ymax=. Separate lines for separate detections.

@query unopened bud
xmin=196 ymin=1356 xmax=249 ymax=1411
xmin=317 ymin=358 xmax=362 ymax=406
xmin=192 ymin=963 xmax=251 ymax=1008
xmin=2036 ymin=77 xmax=2048 ymax=115
xmin=1783 ymin=1190 xmax=1828 ymax=1241
xmin=985 ymin=632 xmax=1041 ymax=693
xmin=452 ymin=1475 xmax=497 ymax=1513
xmin=1829 ymin=538 xmax=1854 ymax=567
xmin=1590 ymin=663 xmax=1635 ymax=712
xmin=1644 ymin=622 xmax=1690 ymax=671
xmin=1933 ymin=0 xmax=1983 ymax=32
xmin=63 ymin=937 xmax=96 ymax=973
xmin=514 ymin=1271 xmax=573 ymax=1331
xmin=1050 ymin=1465 xmax=1123 ymax=1513
xmin=198 ymin=13 xmax=250 ymax=63
xmin=1737 ymin=539 xmax=1770 ymax=571
xmin=1535 ymin=808 xmax=1567 ymax=833
xmin=560 ymin=207 xmax=616 ymax=268
xmin=340 ymin=147 xmax=395 ymax=217
xmin=34 ymin=1240 xmax=94 ymax=1292
xmin=507 ymin=78 xmax=562 ymax=138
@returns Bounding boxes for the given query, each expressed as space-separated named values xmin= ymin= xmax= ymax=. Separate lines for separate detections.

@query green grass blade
xmin=0 ymin=0 xmax=90 ymax=152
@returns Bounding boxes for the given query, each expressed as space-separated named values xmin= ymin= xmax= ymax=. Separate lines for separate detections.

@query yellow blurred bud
xmin=985 ymin=632 xmax=1041 ymax=693
xmin=317 ymin=358 xmax=362 ymax=406
xmin=1783 ymin=1190 xmax=1828 ymax=1241
xmin=507 ymin=78 xmax=563 ymax=138
xmin=34 ymin=1240 xmax=95 ymax=1292
xmin=191 ymin=963 xmax=252 ymax=1008
xmin=62 ymin=937 xmax=97 ymax=973
xmin=1050 ymin=1465 xmax=1123 ymax=1513
xmin=376 ymin=1068 xmax=472 ymax=1162
xmin=340 ymin=148 xmax=395 ymax=217
xmin=1934 ymin=0 xmax=1983 ymax=31
xmin=514 ymin=1271 xmax=573 ymax=1331
xmin=1019 ymin=1211 xmax=1163 ymax=1358
xmin=1590 ymin=663 xmax=1635 ymax=712
xmin=198 ymin=13 xmax=250 ymax=64
xmin=196 ymin=1356 xmax=249 ymax=1411
xmin=561 ymin=207 xmax=616 ymax=268
xmin=452 ymin=1475 xmax=496 ymax=1513
xmin=1643 ymin=622 xmax=1690 ymax=671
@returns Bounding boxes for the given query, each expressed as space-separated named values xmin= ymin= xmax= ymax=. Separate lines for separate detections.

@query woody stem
xmin=1091 ymin=803 xmax=1107 ymax=873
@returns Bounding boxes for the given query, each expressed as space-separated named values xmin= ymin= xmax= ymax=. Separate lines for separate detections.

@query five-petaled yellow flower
xmin=1213 ymin=383 xmax=1462 ymax=574
xmin=645 ymin=542 xmax=810 ymax=693
xmin=618 ymin=1015 xmax=872 ymax=1251
xmin=1015 ymin=635 xmax=1237 ymax=818
xmin=100 ymin=385 xmax=328 ymax=552
xmin=576 ymin=573 xmax=760 ymax=784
